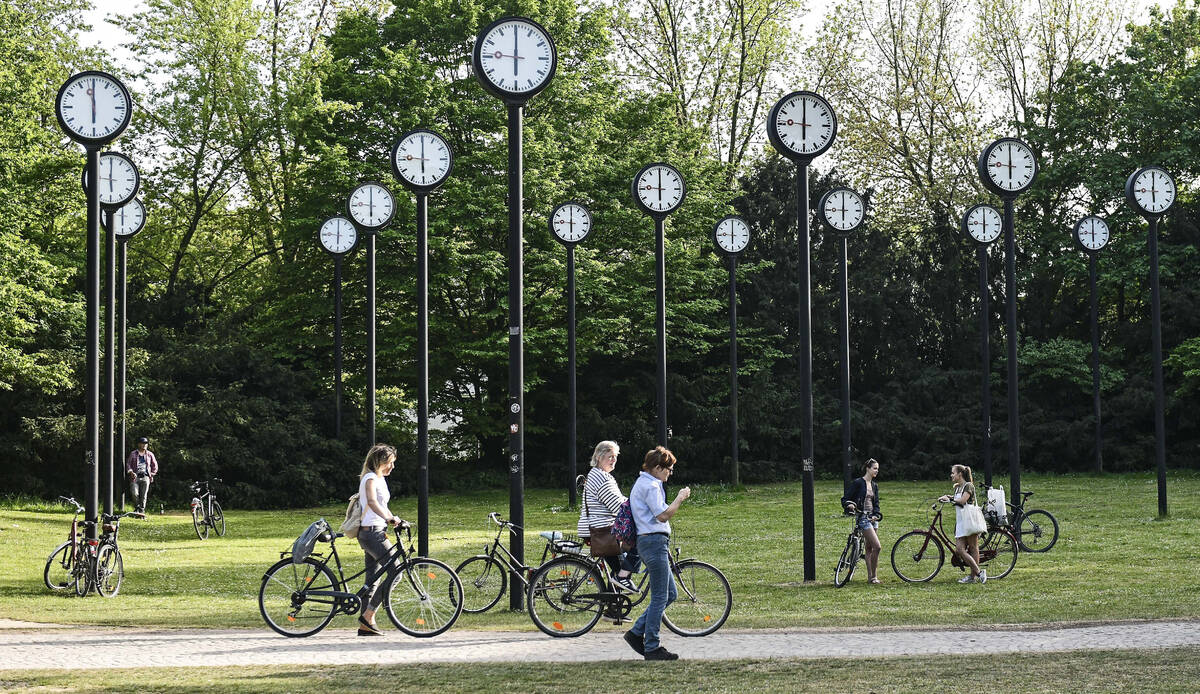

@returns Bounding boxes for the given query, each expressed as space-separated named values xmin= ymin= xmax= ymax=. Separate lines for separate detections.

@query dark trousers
xmin=356 ymin=526 xmax=394 ymax=612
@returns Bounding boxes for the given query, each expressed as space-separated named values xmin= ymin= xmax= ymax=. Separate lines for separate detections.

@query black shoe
xmin=357 ymin=617 xmax=383 ymax=636
xmin=643 ymin=646 xmax=679 ymax=661
xmin=623 ymin=630 xmax=645 ymax=655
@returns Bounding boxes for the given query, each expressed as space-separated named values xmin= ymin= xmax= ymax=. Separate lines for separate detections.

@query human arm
xmin=148 ymin=452 xmax=159 ymax=479
xmin=594 ymin=472 xmax=626 ymax=515
xmin=363 ymin=476 xmax=397 ymax=525
xmin=655 ymin=486 xmax=691 ymax=522
xmin=841 ymin=478 xmax=864 ymax=512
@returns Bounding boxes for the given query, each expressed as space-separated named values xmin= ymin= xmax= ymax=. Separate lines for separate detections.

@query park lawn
xmin=3 ymin=648 xmax=1198 ymax=693
xmin=0 ymin=473 xmax=1197 ymax=631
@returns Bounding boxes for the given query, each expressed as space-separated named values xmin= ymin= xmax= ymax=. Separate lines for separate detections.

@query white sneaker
xmin=979 ymin=569 xmax=987 ymax=584
xmin=958 ymin=575 xmax=975 ymax=584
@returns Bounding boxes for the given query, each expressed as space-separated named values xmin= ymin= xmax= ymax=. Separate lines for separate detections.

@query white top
xmin=577 ymin=467 xmax=626 ymax=538
xmin=358 ymin=472 xmax=391 ymax=528
xmin=630 ymin=471 xmax=671 ymax=535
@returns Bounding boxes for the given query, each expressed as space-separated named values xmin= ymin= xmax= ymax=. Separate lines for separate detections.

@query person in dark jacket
xmin=841 ymin=458 xmax=882 ymax=584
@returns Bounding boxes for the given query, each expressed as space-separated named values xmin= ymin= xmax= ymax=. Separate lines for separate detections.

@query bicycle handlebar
xmin=58 ymin=496 xmax=85 ymax=514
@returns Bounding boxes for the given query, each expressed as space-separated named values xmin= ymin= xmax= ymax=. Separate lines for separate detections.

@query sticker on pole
xmin=510 ymin=423 xmax=519 ymax=434
xmin=510 ymin=402 xmax=521 ymax=414
xmin=803 ymin=458 xmax=814 ymax=472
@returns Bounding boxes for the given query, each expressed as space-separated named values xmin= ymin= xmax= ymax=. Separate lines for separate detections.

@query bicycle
xmin=190 ymin=478 xmax=225 ymax=540
xmin=43 ymin=496 xmax=92 ymax=594
xmin=258 ymin=518 xmax=463 ymax=638
xmin=890 ymin=499 xmax=1018 ymax=582
xmin=834 ymin=509 xmax=878 ymax=588
xmin=93 ymin=508 xmax=143 ymax=597
xmin=980 ymin=486 xmax=1059 ymax=553
xmin=454 ymin=511 xmax=586 ymax=613
xmin=526 ymin=537 xmax=732 ymax=639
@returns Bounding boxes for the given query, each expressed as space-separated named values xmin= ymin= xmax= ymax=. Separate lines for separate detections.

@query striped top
xmin=576 ymin=467 xmax=626 ymax=538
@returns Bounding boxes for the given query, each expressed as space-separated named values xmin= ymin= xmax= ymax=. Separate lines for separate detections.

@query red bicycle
xmin=891 ymin=499 xmax=1018 ymax=582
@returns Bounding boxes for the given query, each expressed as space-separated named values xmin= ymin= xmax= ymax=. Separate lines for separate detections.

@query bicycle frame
xmin=292 ymin=525 xmax=425 ymax=613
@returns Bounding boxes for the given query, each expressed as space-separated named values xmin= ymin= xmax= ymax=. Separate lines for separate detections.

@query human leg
xmin=356 ymin=527 xmax=393 ymax=626
xmin=956 ymin=536 xmax=980 ymax=576
xmin=629 ymin=534 xmax=670 ymax=652
xmin=863 ymin=526 xmax=881 ymax=580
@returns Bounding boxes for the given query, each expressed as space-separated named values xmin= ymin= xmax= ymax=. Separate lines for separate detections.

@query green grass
xmin=1 ymin=473 xmax=1198 ymax=630
xmin=3 ymin=648 xmax=1198 ymax=693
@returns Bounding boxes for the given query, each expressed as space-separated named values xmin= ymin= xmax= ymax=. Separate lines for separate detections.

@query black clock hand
xmin=657 ymin=169 xmax=662 ymax=202
xmin=421 ymin=137 xmax=426 ymax=175
xmin=513 ymin=29 xmax=519 ymax=76
xmin=90 ymin=79 xmax=96 ymax=124
xmin=801 ymin=100 xmax=808 ymax=142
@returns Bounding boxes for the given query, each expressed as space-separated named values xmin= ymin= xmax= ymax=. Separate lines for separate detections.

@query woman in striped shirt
xmin=577 ymin=440 xmax=640 ymax=592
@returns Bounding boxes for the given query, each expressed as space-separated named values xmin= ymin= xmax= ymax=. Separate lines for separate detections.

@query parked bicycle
xmin=526 ymin=538 xmax=731 ymax=639
xmin=190 ymin=478 xmax=225 ymax=540
xmin=92 ymin=508 xmax=142 ymax=597
xmin=258 ymin=518 xmax=463 ymax=638
xmin=980 ymin=485 xmax=1059 ymax=553
xmin=834 ymin=509 xmax=877 ymax=587
xmin=891 ymin=499 xmax=1018 ymax=582
xmin=455 ymin=511 xmax=585 ymax=613
xmin=43 ymin=496 xmax=92 ymax=594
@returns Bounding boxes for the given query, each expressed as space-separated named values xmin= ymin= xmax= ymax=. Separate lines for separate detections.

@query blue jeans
xmin=630 ymin=533 xmax=675 ymax=651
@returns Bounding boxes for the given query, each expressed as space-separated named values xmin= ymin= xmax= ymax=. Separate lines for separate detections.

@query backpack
xmin=292 ymin=519 xmax=329 ymax=564
xmin=339 ymin=492 xmax=362 ymax=539
xmin=612 ymin=499 xmax=637 ymax=546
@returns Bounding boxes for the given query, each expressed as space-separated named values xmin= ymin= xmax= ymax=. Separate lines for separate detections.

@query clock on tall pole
xmin=962 ymin=203 xmax=1002 ymax=487
xmin=1126 ymin=166 xmax=1176 ymax=516
xmin=474 ymin=15 xmax=556 ymax=608
xmin=550 ymin=201 xmax=592 ymax=507
xmin=978 ymin=137 xmax=1038 ymax=504
xmin=392 ymin=127 xmax=454 ymax=556
xmin=1074 ymin=215 xmax=1110 ymax=476
xmin=713 ymin=216 xmax=750 ymax=487
xmin=817 ymin=187 xmax=865 ymax=495
xmin=632 ymin=162 xmax=687 ymax=447
xmin=318 ymin=215 xmax=358 ymax=445
xmin=767 ymin=89 xmax=837 ymax=582
xmin=57 ymin=70 xmax=133 ymax=541
xmin=346 ymin=181 xmax=395 ymax=450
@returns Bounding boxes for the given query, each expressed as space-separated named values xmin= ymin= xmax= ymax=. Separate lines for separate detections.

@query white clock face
xmin=1075 ymin=216 xmax=1110 ymax=251
xmin=714 ymin=217 xmax=750 ymax=254
xmin=550 ymin=203 xmax=591 ymax=244
xmin=771 ymin=92 xmax=836 ymax=158
xmin=108 ymin=198 xmax=145 ymax=238
xmin=476 ymin=19 xmax=555 ymax=95
xmin=820 ymin=189 xmax=864 ymax=233
xmin=965 ymin=205 xmax=1002 ymax=244
xmin=319 ymin=217 xmax=357 ymax=254
xmin=93 ymin=153 xmax=139 ymax=207
xmin=348 ymin=183 xmax=394 ymax=229
xmin=392 ymin=131 xmax=452 ymax=189
xmin=1130 ymin=167 xmax=1175 ymax=215
xmin=57 ymin=72 xmax=131 ymax=144
xmin=983 ymin=140 xmax=1037 ymax=193
xmin=634 ymin=164 xmax=685 ymax=214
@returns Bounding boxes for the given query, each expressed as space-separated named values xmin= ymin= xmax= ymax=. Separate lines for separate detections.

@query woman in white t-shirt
xmin=356 ymin=444 xmax=400 ymax=636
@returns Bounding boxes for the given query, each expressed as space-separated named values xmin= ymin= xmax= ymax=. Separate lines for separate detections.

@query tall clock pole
xmin=104 ymin=207 xmax=116 ymax=518
xmin=416 ymin=191 xmax=430 ymax=555
xmin=86 ymin=147 xmax=101 ymax=536
xmin=506 ymin=101 xmax=526 ymax=607
xmin=1088 ymin=251 xmax=1102 ymax=473
xmin=978 ymin=245 xmax=993 ymax=486
xmin=118 ymin=234 xmax=128 ymax=510
xmin=713 ymin=216 xmax=750 ymax=486
xmin=367 ymin=233 xmax=376 ymax=446
xmin=1002 ymin=197 xmax=1021 ymax=501
xmin=837 ymin=233 xmax=851 ymax=493
xmin=566 ymin=242 xmax=577 ymax=506
xmin=333 ymin=254 xmax=343 ymax=440
xmin=655 ymin=215 xmax=668 ymax=446
xmin=1148 ymin=214 xmax=1167 ymax=515
xmin=348 ymin=183 xmax=395 ymax=449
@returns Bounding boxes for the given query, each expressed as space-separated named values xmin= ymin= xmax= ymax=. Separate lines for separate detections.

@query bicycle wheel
xmin=212 ymin=501 xmax=226 ymax=537
xmin=527 ymin=556 xmax=604 ymax=638
xmin=890 ymin=531 xmax=944 ymax=582
xmin=95 ymin=544 xmax=124 ymax=597
xmin=663 ymin=560 xmax=732 ymax=637
xmin=1016 ymin=509 xmax=1059 ymax=552
xmin=258 ymin=557 xmax=339 ymax=637
xmin=833 ymin=535 xmax=860 ymax=588
xmin=44 ymin=542 xmax=74 ymax=591
xmin=384 ymin=558 xmax=463 ymax=638
xmin=454 ymin=555 xmax=507 ymax=613
xmin=73 ymin=553 xmax=92 ymax=596
xmin=192 ymin=506 xmax=208 ymax=540
xmin=979 ymin=529 xmax=1017 ymax=580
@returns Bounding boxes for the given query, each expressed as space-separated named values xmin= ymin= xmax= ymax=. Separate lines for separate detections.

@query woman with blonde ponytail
xmin=356 ymin=444 xmax=400 ymax=635
xmin=939 ymin=464 xmax=986 ymax=584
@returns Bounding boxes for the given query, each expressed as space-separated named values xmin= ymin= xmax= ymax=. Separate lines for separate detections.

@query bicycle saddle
xmin=539 ymin=531 xmax=563 ymax=541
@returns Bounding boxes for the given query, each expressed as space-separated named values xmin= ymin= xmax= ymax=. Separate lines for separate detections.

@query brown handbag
xmin=583 ymin=479 xmax=621 ymax=557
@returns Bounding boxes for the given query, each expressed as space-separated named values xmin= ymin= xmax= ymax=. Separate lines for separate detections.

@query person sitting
xmin=577 ymin=440 xmax=640 ymax=592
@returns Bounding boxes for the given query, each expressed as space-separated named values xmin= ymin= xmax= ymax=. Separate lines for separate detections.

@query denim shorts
xmin=857 ymin=517 xmax=879 ymax=531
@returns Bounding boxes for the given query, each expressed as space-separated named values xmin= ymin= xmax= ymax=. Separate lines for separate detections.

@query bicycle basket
xmin=291 ymin=519 xmax=330 ymax=564
xmin=552 ymin=533 xmax=585 ymax=556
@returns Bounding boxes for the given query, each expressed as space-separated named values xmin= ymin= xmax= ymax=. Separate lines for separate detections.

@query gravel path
xmin=0 ymin=620 xmax=1196 ymax=669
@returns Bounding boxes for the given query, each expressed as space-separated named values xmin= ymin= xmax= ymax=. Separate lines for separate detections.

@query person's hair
xmin=589 ymin=440 xmax=620 ymax=468
xmin=360 ymin=444 xmax=397 ymax=478
xmin=642 ymin=446 xmax=677 ymax=472
xmin=862 ymin=458 xmax=879 ymax=474
xmin=951 ymin=464 xmax=973 ymax=483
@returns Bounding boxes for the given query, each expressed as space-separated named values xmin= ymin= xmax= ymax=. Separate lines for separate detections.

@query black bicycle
xmin=834 ymin=510 xmax=877 ymax=587
xmin=455 ymin=512 xmax=583 ymax=613
xmin=258 ymin=518 xmax=463 ymax=638
xmin=981 ymin=486 xmax=1059 ymax=553
xmin=93 ymin=508 xmax=142 ymax=597
xmin=190 ymin=478 xmax=225 ymax=540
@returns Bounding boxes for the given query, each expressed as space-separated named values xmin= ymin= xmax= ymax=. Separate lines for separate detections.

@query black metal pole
xmin=1089 ymin=253 xmax=1103 ymax=474
xmin=85 ymin=147 xmax=100 ymax=540
xmin=728 ymin=254 xmax=739 ymax=487
xmin=655 ymin=217 xmax=668 ymax=446
xmin=839 ymin=235 xmax=852 ymax=495
xmin=567 ymin=245 xmax=577 ymax=507
xmin=367 ymin=234 xmax=376 ymax=446
xmin=417 ymin=193 xmax=430 ymax=556
xmin=334 ymin=255 xmax=343 ymax=440
xmin=118 ymin=240 xmax=127 ymax=511
xmin=104 ymin=209 xmax=115 ymax=518
xmin=978 ymin=244 xmax=993 ymax=487
xmin=797 ymin=164 xmax=815 ymax=582
xmin=1003 ymin=198 xmax=1021 ymax=502
xmin=507 ymin=103 xmax=526 ymax=610
xmin=1148 ymin=217 xmax=1167 ymax=516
